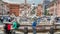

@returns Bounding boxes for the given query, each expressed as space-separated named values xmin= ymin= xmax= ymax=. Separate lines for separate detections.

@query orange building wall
xmin=7 ymin=4 xmax=19 ymax=16
xmin=36 ymin=4 xmax=42 ymax=17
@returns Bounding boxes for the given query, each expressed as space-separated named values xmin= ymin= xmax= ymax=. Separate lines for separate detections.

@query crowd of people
xmin=0 ymin=16 xmax=14 ymax=23
xmin=3 ymin=16 xmax=55 ymax=34
xmin=3 ymin=17 xmax=39 ymax=34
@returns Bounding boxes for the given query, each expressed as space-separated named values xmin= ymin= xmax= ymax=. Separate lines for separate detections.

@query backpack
xmin=7 ymin=24 xmax=11 ymax=30
xmin=17 ymin=23 xmax=20 ymax=28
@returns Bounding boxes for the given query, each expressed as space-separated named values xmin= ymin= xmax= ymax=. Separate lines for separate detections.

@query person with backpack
xmin=12 ymin=20 xmax=20 ymax=34
xmin=7 ymin=24 xmax=11 ymax=34
xmin=12 ymin=21 xmax=20 ymax=30
xmin=4 ymin=23 xmax=11 ymax=34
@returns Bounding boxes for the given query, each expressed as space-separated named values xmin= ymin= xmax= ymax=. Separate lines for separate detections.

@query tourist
xmin=4 ymin=23 xmax=11 ymax=34
xmin=32 ymin=17 xmax=37 ymax=34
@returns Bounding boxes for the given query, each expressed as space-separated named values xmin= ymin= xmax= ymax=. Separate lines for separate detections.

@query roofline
xmin=2 ymin=0 xmax=21 ymax=5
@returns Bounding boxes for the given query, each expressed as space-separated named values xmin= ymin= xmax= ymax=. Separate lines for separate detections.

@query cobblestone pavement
xmin=0 ymin=31 xmax=60 ymax=34
xmin=0 ymin=23 xmax=60 ymax=34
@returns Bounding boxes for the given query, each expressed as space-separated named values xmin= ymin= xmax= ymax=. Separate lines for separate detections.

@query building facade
xmin=47 ymin=2 xmax=54 ymax=16
xmin=56 ymin=0 xmax=60 ymax=17
xmin=19 ymin=3 xmax=31 ymax=17
xmin=47 ymin=0 xmax=60 ymax=17
xmin=3 ymin=1 xmax=43 ymax=17
xmin=0 ymin=0 xmax=9 ymax=15
xmin=36 ymin=4 xmax=43 ymax=17
xmin=7 ymin=4 xmax=20 ymax=16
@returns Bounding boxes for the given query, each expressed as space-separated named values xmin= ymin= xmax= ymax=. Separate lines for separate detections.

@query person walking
xmin=7 ymin=24 xmax=11 ymax=34
xmin=12 ymin=21 xmax=20 ymax=29
xmin=37 ymin=17 xmax=41 ymax=24
xmin=24 ymin=26 xmax=28 ymax=34
xmin=49 ymin=26 xmax=54 ymax=34
xmin=4 ymin=24 xmax=8 ymax=34
xmin=32 ymin=17 xmax=37 ymax=34
xmin=4 ymin=23 xmax=11 ymax=34
xmin=12 ymin=21 xmax=20 ymax=34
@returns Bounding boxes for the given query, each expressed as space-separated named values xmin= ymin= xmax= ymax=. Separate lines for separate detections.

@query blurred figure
xmin=0 ymin=17 xmax=1 ymax=23
xmin=4 ymin=24 xmax=8 ymax=34
xmin=24 ymin=26 xmax=28 ymax=34
xmin=4 ymin=23 xmax=11 ymax=34
xmin=1 ymin=16 xmax=4 ymax=23
xmin=7 ymin=24 xmax=11 ymax=34
xmin=37 ymin=17 xmax=41 ymax=24
xmin=12 ymin=20 xmax=20 ymax=34
xmin=12 ymin=18 xmax=20 ymax=30
xmin=32 ymin=17 xmax=37 ymax=34
xmin=55 ymin=17 xmax=59 ymax=22
xmin=49 ymin=26 xmax=54 ymax=34
xmin=13 ymin=21 xmax=19 ymax=29
xmin=8 ymin=16 xmax=11 ymax=22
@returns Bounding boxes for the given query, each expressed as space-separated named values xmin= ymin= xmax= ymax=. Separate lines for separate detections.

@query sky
xmin=2 ymin=0 xmax=43 ymax=5
xmin=2 ymin=0 xmax=53 ymax=5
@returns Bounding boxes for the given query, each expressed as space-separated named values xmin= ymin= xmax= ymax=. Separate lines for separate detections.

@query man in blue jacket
xmin=32 ymin=18 xmax=37 ymax=34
